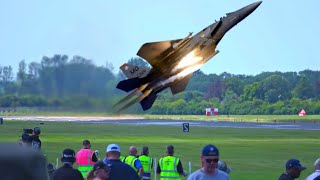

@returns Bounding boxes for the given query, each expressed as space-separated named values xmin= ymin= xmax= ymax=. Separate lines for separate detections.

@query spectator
xmin=305 ymin=158 xmax=320 ymax=180
xmin=188 ymin=144 xmax=229 ymax=180
xmin=52 ymin=148 xmax=84 ymax=180
xmin=124 ymin=146 xmax=144 ymax=177
xmin=0 ymin=143 xmax=47 ymax=180
xmin=278 ymin=158 xmax=306 ymax=180
xmin=103 ymin=145 xmax=125 ymax=163
xmin=86 ymin=161 xmax=110 ymax=180
xmin=103 ymin=145 xmax=109 ymax=164
xmin=105 ymin=144 xmax=140 ymax=180
xmin=76 ymin=140 xmax=98 ymax=177
xmin=138 ymin=146 xmax=153 ymax=180
xmin=21 ymin=127 xmax=42 ymax=151
xmin=157 ymin=145 xmax=187 ymax=180
xmin=217 ymin=160 xmax=231 ymax=174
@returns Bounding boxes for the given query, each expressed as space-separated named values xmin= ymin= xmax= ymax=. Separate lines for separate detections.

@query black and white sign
xmin=182 ymin=123 xmax=189 ymax=132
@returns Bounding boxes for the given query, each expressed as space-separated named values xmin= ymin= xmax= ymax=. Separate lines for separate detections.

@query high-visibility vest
xmin=125 ymin=155 xmax=138 ymax=172
xmin=159 ymin=156 xmax=181 ymax=180
xmin=76 ymin=149 xmax=95 ymax=177
xmin=120 ymin=155 xmax=125 ymax=162
xmin=139 ymin=155 xmax=152 ymax=180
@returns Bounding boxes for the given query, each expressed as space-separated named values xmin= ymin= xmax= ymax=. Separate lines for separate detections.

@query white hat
xmin=106 ymin=144 xmax=120 ymax=153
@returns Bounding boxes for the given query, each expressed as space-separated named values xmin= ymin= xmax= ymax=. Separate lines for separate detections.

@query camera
xmin=23 ymin=127 xmax=41 ymax=135
xmin=23 ymin=128 xmax=34 ymax=134
xmin=21 ymin=127 xmax=41 ymax=143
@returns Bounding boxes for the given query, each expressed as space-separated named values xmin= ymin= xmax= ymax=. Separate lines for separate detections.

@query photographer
xmin=21 ymin=127 xmax=41 ymax=151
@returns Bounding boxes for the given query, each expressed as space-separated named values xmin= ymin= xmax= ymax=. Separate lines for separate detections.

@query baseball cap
xmin=218 ymin=160 xmax=231 ymax=174
xmin=106 ymin=144 xmax=120 ymax=153
xmin=286 ymin=159 xmax=306 ymax=170
xmin=202 ymin=144 xmax=219 ymax=156
xmin=61 ymin=148 xmax=76 ymax=162
xmin=93 ymin=161 xmax=109 ymax=171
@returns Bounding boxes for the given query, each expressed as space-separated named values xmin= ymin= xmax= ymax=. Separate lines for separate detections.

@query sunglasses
xmin=205 ymin=158 xmax=219 ymax=163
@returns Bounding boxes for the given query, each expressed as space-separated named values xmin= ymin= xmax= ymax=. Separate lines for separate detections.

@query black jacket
xmin=52 ymin=163 xmax=83 ymax=180
xmin=278 ymin=173 xmax=294 ymax=180
xmin=26 ymin=135 xmax=41 ymax=151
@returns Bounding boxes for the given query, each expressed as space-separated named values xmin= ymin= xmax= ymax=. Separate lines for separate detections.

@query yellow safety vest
xmin=125 ymin=155 xmax=138 ymax=172
xmin=120 ymin=155 xmax=125 ymax=162
xmin=139 ymin=155 xmax=152 ymax=179
xmin=159 ymin=156 xmax=181 ymax=180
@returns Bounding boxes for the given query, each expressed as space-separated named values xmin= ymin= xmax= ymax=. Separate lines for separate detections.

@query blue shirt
xmin=134 ymin=158 xmax=142 ymax=169
xmin=103 ymin=157 xmax=108 ymax=164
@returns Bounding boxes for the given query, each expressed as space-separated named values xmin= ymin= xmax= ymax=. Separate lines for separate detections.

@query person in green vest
xmin=157 ymin=145 xmax=187 ymax=180
xmin=120 ymin=155 xmax=126 ymax=162
xmin=138 ymin=146 xmax=153 ymax=180
xmin=124 ymin=146 xmax=144 ymax=177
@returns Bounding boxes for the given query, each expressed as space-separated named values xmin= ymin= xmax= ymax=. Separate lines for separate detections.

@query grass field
xmin=0 ymin=120 xmax=319 ymax=180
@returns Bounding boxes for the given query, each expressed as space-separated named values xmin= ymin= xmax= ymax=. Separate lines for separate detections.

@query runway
xmin=3 ymin=116 xmax=320 ymax=130
xmin=81 ymin=119 xmax=320 ymax=130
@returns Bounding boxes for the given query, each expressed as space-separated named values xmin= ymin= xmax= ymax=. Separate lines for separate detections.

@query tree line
xmin=0 ymin=55 xmax=319 ymax=115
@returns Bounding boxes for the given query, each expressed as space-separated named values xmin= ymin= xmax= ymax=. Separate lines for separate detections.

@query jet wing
xmin=137 ymin=39 xmax=182 ymax=68
xmin=170 ymin=73 xmax=193 ymax=95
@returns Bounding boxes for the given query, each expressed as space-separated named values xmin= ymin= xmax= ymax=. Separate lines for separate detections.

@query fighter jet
xmin=114 ymin=1 xmax=262 ymax=112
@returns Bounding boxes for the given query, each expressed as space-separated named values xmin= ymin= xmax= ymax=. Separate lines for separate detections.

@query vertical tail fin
xmin=120 ymin=63 xmax=150 ymax=79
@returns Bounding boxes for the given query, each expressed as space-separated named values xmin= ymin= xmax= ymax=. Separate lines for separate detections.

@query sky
xmin=0 ymin=0 xmax=319 ymax=76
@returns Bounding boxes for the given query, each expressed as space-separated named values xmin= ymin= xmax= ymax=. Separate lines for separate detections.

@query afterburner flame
xmin=158 ymin=63 xmax=204 ymax=87
xmin=177 ymin=63 xmax=203 ymax=78
xmin=172 ymin=51 xmax=203 ymax=72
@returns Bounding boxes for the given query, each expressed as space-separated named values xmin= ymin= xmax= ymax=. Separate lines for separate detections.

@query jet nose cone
xmin=234 ymin=1 xmax=262 ymax=21
xmin=250 ymin=1 xmax=263 ymax=9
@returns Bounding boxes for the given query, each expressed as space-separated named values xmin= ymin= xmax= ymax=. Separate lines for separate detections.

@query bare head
xmin=129 ymin=146 xmax=138 ymax=156
xmin=93 ymin=161 xmax=110 ymax=180
xmin=141 ymin=146 xmax=149 ymax=156
xmin=166 ymin=145 xmax=174 ymax=156
xmin=314 ymin=158 xmax=320 ymax=170
xmin=82 ymin=140 xmax=91 ymax=149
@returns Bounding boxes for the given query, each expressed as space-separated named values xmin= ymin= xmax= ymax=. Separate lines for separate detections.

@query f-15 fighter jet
xmin=114 ymin=1 xmax=262 ymax=112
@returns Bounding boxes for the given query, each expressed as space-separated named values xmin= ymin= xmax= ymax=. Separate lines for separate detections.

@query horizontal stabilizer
xmin=140 ymin=93 xmax=158 ymax=111
xmin=170 ymin=73 xmax=193 ymax=95
xmin=116 ymin=78 xmax=141 ymax=92
xmin=120 ymin=63 xmax=150 ymax=79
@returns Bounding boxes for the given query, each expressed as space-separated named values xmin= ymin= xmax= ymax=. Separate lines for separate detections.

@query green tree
xmin=128 ymin=57 xmax=150 ymax=67
xmin=292 ymin=76 xmax=314 ymax=99
xmin=261 ymin=75 xmax=291 ymax=102
xmin=241 ymin=82 xmax=263 ymax=101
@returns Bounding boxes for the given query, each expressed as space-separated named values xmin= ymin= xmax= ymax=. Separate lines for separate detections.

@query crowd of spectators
xmin=48 ymin=142 xmax=320 ymax=180
xmin=7 ymin=129 xmax=320 ymax=180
